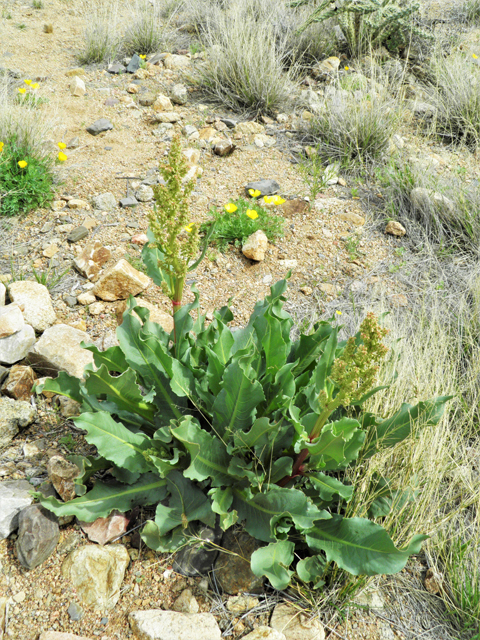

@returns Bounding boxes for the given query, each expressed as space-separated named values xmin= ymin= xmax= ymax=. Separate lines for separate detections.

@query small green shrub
xmin=122 ymin=0 xmax=167 ymax=56
xmin=0 ymin=139 xmax=53 ymax=216
xmin=200 ymin=197 xmax=285 ymax=252
xmin=78 ymin=0 xmax=121 ymax=64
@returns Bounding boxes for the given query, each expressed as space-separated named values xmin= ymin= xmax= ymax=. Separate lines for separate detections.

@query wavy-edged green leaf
xmin=289 ymin=321 xmax=333 ymax=374
xmin=321 ymin=430 xmax=366 ymax=471
xmin=314 ymin=327 xmax=338 ymax=395
xmin=263 ymin=361 xmax=297 ymax=414
xmin=154 ymin=470 xmax=215 ymax=535
xmin=306 ymin=515 xmax=428 ymax=576
xmin=296 ymin=555 xmax=326 ymax=588
xmin=67 ymin=454 xmax=110 ymax=496
xmin=231 ymin=417 xmax=290 ymax=463
xmin=171 ymin=416 xmax=232 ymax=486
xmin=173 ymin=284 xmax=200 ymax=360
xmin=233 ymin=486 xmax=330 ymax=542
xmin=141 ymin=519 xmax=187 ymax=553
xmin=251 ymin=540 xmax=295 ymax=590
xmin=83 ymin=344 xmax=129 ymax=373
xmin=254 ymin=312 xmax=288 ymax=379
xmin=307 ymin=417 xmax=361 ymax=467
xmin=35 ymin=372 xmax=83 ymax=403
xmin=84 ymin=364 xmax=156 ymax=425
xmin=212 ymin=356 xmax=265 ymax=438
xmin=309 ymin=472 xmax=353 ymax=503
xmin=74 ymin=411 xmax=154 ymax=474
xmin=209 ymin=487 xmax=238 ymax=530
xmin=36 ymin=473 xmax=167 ymax=522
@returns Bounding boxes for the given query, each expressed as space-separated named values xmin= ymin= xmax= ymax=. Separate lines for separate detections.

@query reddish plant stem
xmin=277 ymin=447 xmax=309 ymax=487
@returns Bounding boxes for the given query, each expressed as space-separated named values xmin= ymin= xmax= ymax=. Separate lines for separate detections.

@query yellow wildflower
xmin=248 ymin=188 xmax=261 ymax=198
xmin=271 ymin=195 xmax=285 ymax=205
xmin=58 ymin=142 xmax=67 ymax=149
xmin=246 ymin=209 xmax=258 ymax=220
xmin=263 ymin=195 xmax=273 ymax=204
xmin=336 ymin=310 xmax=342 ymax=315
xmin=474 ymin=54 xmax=478 ymax=59
xmin=18 ymin=88 xmax=26 ymax=94
xmin=184 ymin=223 xmax=194 ymax=232
xmin=224 ymin=203 xmax=238 ymax=213
xmin=58 ymin=151 xmax=67 ymax=162
xmin=139 ymin=54 xmax=146 ymax=59
xmin=344 ymin=66 xmax=349 ymax=71
xmin=18 ymin=160 xmax=28 ymax=169
xmin=31 ymin=83 xmax=39 ymax=89
xmin=0 ymin=142 xmax=3 ymax=153
xmin=24 ymin=79 xmax=32 ymax=85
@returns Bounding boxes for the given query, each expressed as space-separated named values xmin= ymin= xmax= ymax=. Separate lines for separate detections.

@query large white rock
xmin=8 ymin=281 xmax=56 ymax=332
xmin=0 ymin=303 xmax=25 ymax=338
xmin=0 ymin=480 xmax=33 ymax=539
xmin=242 ymin=230 xmax=269 ymax=261
xmin=93 ymin=258 xmax=151 ymax=301
xmin=271 ymin=604 xmax=325 ymax=640
xmin=62 ymin=545 xmax=130 ymax=611
xmin=70 ymin=75 xmax=86 ymax=97
xmin=0 ymin=324 xmax=36 ymax=365
xmin=26 ymin=324 xmax=94 ymax=378
xmin=128 ymin=610 xmax=221 ymax=640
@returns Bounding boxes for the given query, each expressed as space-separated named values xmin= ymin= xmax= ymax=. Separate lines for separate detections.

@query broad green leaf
xmin=149 ymin=448 xmax=182 ymax=478
xmin=36 ymin=372 xmax=83 ymax=404
xmin=141 ymin=520 xmax=186 ymax=553
xmin=83 ymin=344 xmax=129 ymax=374
xmin=321 ymin=430 xmax=366 ymax=471
xmin=289 ymin=321 xmax=333 ymax=374
xmin=362 ymin=396 xmax=452 ymax=459
xmin=154 ymin=471 xmax=215 ymax=535
xmin=68 ymin=455 xmax=110 ymax=495
xmin=306 ymin=515 xmax=428 ymax=576
xmin=208 ymin=487 xmax=238 ymax=530
xmin=254 ymin=312 xmax=288 ymax=379
xmin=296 ymin=555 xmax=326 ymax=588
xmin=314 ymin=327 xmax=338 ymax=395
xmin=233 ymin=486 xmax=330 ymax=542
xmin=309 ymin=473 xmax=354 ymax=502
xmin=251 ymin=540 xmax=295 ymax=590
xmin=263 ymin=361 xmax=297 ymax=414
xmin=204 ymin=346 xmax=225 ymax=396
xmin=171 ymin=416 xmax=232 ymax=486
xmin=141 ymin=228 xmax=173 ymax=291
xmin=212 ymin=320 xmax=234 ymax=365
xmin=307 ymin=417 xmax=361 ymax=467
xmin=232 ymin=417 xmax=284 ymax=460
xmin=35 ymin=473 xmax=167 ymax=522
xmin=212 ymin=356 xmax=265 ymax=438
xmin=172 ymin=284 xmax=200 ymax=360
xmin=74 ymin=411 xmax=154 ymax=474
xmin=84 ymin=365 xmax=156 ymax=424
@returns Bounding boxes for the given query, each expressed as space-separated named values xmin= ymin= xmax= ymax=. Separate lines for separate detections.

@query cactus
xmin=292 ymin=0 xmax=432 ymax=54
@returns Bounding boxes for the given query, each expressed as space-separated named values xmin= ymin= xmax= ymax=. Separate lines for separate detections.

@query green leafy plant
xmin=0 ymin=139 xmax=53 ymax=216
xmin=31 ymin=264 xmax=70 ymax=290
xmin=292 ymin=0 xmax=431 ymax=54
xmin=200 ymin=197 xmax=285 ymax=252
xmin=298 ymin=151 xmax=339 ymax=202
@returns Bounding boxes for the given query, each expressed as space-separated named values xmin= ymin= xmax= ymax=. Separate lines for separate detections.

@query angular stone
xmin=163 ymin=54 xmax=190 ymax=70
xmin=43 ymin=243 xmax=59 ymax=258
xmin=1 ymin=365 xmax=36 ymax=402
xmin=92 ymin=192 xmax=116 ymax=211
xmin=47 ymin=455 xmax=81 ymax=501
xmin=0 ymin=480 xmax=33 ymax=539
xmin=337 ymin=211 xmax=365 ymax=226
xmin=88 ymin=301 xmax=104 ymax=315
xmin=93 ymin=259 xmax=151 ymax=301
xmin=26 ymin=324 xmax=94 ymax=378
xmin=0 ymin=282 xmax=5 ymax=305
xmin=242 ymin=230 xmax=269 ymax=262
xmin=312 ymin=56 xmax=340 ymax=77
xmin=153 ymin=111 xmax=182 ymax=123
xmin=244 ymin=179 xmax=280 ymax=197
xmin=0 ymin=397 xmax=36 ymax=448
xmin=67 ymin=602 xmax=84 ymax=621
xmin=139 ymin=93 xmax=157 ymax=107
xmin=68 ymin=199 xmax=90 ymax=210
xmin=385 ymin=220 xmax=406 ymax=237
xmin=226 ymin=596 xmax=259 ymax=614
xmin=77 ymin=292 xmax=96 ymax=305
xmin=120 ymin=196 xmax=138 ymax=208
xmin=0 ymin=302 xmax=24 ymax=338
xmin=78 ymin=510 xmax=129 ymax=545
xmin=62 ymin=544 xmax=130 ymax=611
xmin=153 ymin=95 xmax=173 ymax=112
xmin=0 ymin=365 xmax=8 ymax=385
xmin=213 ymin=140 xmax=235 ymax=157
xmin=214 ymin=529 xmax=264 ymax=594
xmin=15 ymin=504 xmax=60 ymax=569
xmin=131 ymin=233 xmax=148 ymax=245
xmin=67 ymin=226 xmax=89 ymax=243
xmin=0 ymin=324 xmax=36 ymax=365
xmin=70 ymin=76 xmax=86 ymax=97
xmin=135 ymin=184 xmax=154 ymax=202
xmin=86 ymin=118 xmax=113 ymax=136
xmin=107 ymin=63 xmax=126 ymax=74
xmin=127 ymin=83 xmax=139 ymax=94
xmin=173 ymin=523 xmax=221 ymax=577
xmin=73 ymin=242 xmax=111 ymax=281
xmin=235 ymin=121 xmax=265 ymax=135
xmin=270 ymin=604 xmax=325 ymax=640
xmin=116 ymin=298 xmax=173 ymax=334
xmin=56 ymin=396 xmax=82 ymax=418
xmin=126 ymin=53 xmax=141 ymax=73
xmin=242 ymin=627 xmax=286 ymax=640
xmin=8 ymin=281 xmax=56 ymax=332
xmin=170 ymin=83 xmax=188 ymax=105
xmin=198 ymin=127 xmax=216 ymax=141
xmin=172 ymin=589 xmax=199 ymax=614
xmin=128 ymin=611 xmax=221 ymax=640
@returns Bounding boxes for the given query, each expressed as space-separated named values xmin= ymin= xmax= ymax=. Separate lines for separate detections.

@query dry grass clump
xmin=77 ymin=0 xmax=121 ymax=64
xmin=193 ymin=0 xmax=298 ymax=115
xmin=123 ymin=0 xmax=176 ymax=56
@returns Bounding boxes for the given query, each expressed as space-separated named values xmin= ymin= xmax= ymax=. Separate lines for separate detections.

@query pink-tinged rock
xmin=26 ymin=324 xmax=94 ymax=378
xmin=73 ymin=241 xmax=111 ymax=281
xmin=7 ymin=281 xmax=56 ymax=332
xmin=116 ymin=298 xmax=174 ymax=334
xmin=131 ymin=233 xmax=148 ymax=246
xmin=93 ymin=259 xmax=151 ymax=301
xmin=78 ymin=510 xmax=129 ymax=545
xmin=0 ymin=303 xmax=24 ymax=338
xmin=242 ymin=230 xmax=269 ymax=262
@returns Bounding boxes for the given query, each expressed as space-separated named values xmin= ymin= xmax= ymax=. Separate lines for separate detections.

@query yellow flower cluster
xmin=263 ymin=195 xmax=285 ymax=205
xmin=18 ymin=79 xmax=39 ymax=97
xmin=57 ymin=142 xmax=67 ymax=162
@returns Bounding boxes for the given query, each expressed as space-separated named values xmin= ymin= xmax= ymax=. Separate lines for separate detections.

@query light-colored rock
xmin=170 ymin=83 xmax=188 ymax=105
xmin=0 ymin=396 xmax=35 ymax=448
xmin=116 ymin=298 xmax=174 ymax=334
xmin=39 ymin=632 xmax=94 ymax=640
xmin=172 ymin=589 xmax=199 ymax=614
xmin=135 ymin=184 xmax=154 ymax=202
xmin=78 ymin=511 xmax=129 ymax=545
xmin=410 ymin=188 xmax=455 ymax=216
xmin=70 ymin=76 xmax=86 ymax=97
xmin=355 ymin=586 xmax=385 ymax=608
xmin=242 ymin=230 xmax=269 ymax=262
xmin=226 ymin=595 xmax=259 ymax=614
xmin=77 ymin=292 xmax=96 ymax=306
xmin=1 ymin=365 xmax=36 ymax=402
xmin=198 ymin=126 xmax=216 ymax=141
xmin=299 ymin=89 xmax=324 ymax=114
xmin=62 ymin=544 xmax=130 ymax=611
xmin=385 ymin=220 xmax=406 ymax=237
xmin=0 ymin=282 xmax=5 ymax=305
xmin=7 ymin=281 xmax=56 ymax=332
xmin=0 ymin=303 xmax=24 ymax=338
xmin=235 ymin=121 xmax=265 ymax=135
xmin=56 ymin=396 xmax=82 ymax=418
xmin=337 ymin=211 xmax=365 ymax=226
xmin=47 ymin=455 xmax=81 ymax=501
xmin=153 ymin=94 xmax=174 ymax=112
xmin=278 ymin=259 xmax=297 ymax=270
xmin=73 ymin=241 xmax=111 ymax=281
xmin=163 ymin=54 xmax=190 ymax=70
xmin=153 ymin=111 xmax=182 ymax=124
xmin=128 ymin=610 xmax=221 ymax=640
xmin=127 ymin=83 xmax=139 ymax=94
xmin=242 ymin=626 xmax=286 ymax=640
xmin=26 ymin=324 xmax=94 ymax=378
xmin=43 ymin=243 xmax=59 ymax=258
xmin=93 ymin=259 xmax=151 ymax=301
xmin=82 ymin=217 xmax=97 ymax=231
xmin=88 ymin=301 xmax=104 ymax=315
xmin=68 ymin=199 xmax=90 ymax=210
xmin=0 ymin=324 xmax=36 ymax=365
xmin=131 ymin=233 xmax=149 ymax=246
xmin=0 ymin=597 xmax=7 ymax=640
xmin=312 ymin=56 xmax=341 ymax=77
xmin=0 ymin=480 xmax=33 ymax=539
xmin=270 ymin=604 xmax=325 ymax=640
xmin=92 ymin=192 xmax=116 ymax=211
xmin=254 ymin=134 xmax=275 ymax=148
